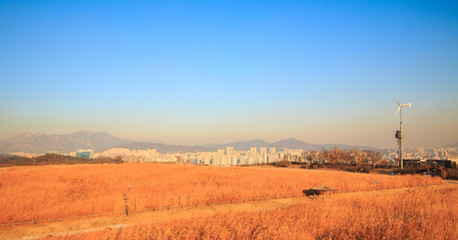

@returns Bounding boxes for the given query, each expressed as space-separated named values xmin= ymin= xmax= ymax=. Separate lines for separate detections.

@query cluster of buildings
xmin=7 ymin=145 xmax=457 ymax=168
xmin=91 ymin=145 xmax=458 ymax=168
xmin=384 ymin=147 xmax=458 ymax=161
xmin=383 ymin=146 xmax=458 ymax=168
xmin=96 ymin=146 xmax=296 ymax=166
xmin=8 ymin=147 xmax=290 ymax=166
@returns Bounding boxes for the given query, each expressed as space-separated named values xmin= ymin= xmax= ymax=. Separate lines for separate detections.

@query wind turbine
xmin=395 ymin=98 xmax=411 ymax=169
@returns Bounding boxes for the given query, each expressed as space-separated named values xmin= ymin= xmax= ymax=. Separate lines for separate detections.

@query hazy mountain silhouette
xmin=445 ymin=142 xmax=458 ymax=148
xmin=0 ymin=131 xmax=134 ymax=154
xmin=270 ymin=138 xmax=317 ymax=150
xmin=202 ymin=138 xmax=381 ymax=152
xmin=1 ymin=131 xmax=388 ymax=154
xmin=114 ymin=142 xmax=215 ymax=153
xmin=201 ymin=139 xmax=269 ymax=151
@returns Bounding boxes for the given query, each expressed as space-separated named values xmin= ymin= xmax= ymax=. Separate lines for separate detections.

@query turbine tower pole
xmin=400 ymin=106 xmax=403 ymax=169
xmin=395 ymin=98 xmax=411 ymax=169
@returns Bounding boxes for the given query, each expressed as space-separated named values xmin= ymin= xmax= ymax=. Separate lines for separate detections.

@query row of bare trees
xmin=290 ymin=146 xmax=384 ymax=165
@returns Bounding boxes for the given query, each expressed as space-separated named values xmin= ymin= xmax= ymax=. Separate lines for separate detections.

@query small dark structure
xmin=303 ymin=185 xmax=339 ymax=198
xmin=403 ymin=159 xmax=421 ymax=167
xmin=426 ymin=159 xmax=456 ymax=169
xmin=429 ymin=166 xmax=448 ymax=178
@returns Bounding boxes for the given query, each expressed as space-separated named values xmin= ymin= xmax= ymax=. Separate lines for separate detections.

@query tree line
xmin=0 ymin=153 xmax=124 ymax=167
xmin=289 ymin=146 xmax=385 ymax=166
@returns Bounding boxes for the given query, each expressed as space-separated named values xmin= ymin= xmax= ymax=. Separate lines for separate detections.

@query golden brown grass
xmin=52 ymin=185 xmax=458 ymax=240
xmin=0 ymin=163 xmax=442 ymax=224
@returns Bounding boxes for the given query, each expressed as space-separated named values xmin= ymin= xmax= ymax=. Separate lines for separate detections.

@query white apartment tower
xmin=226 ymin=146 xmax=234 ymax=156
xmin=217 ymin=149 xmax=225 ymax=156
xmin=269 ymin=147 xmax=276 ymax=154
xmin=250 ymin=147 xmax=257 ymax=156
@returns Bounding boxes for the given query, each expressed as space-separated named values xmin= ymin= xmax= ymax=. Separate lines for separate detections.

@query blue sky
xmin=1 ymin=0 xmax=457 ymax=148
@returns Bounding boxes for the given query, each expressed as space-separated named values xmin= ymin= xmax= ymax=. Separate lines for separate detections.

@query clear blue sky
xmin=1 ymin=0 xmax=457 ymax=148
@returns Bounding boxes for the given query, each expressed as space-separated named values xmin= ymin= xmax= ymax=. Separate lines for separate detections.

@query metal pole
xmin=125 ymin=186 xmax=132 ymax=219
xmin=400 ymin=108 xmax=403 ymax=169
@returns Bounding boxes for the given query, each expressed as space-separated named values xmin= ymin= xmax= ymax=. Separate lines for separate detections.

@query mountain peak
xmin=74 ymin=130 xmax=94 ymax=136
xmin=18 ymin=131 xmax=35 ymax=137
xmin=287 ymin=137 xmax=300 ymax=141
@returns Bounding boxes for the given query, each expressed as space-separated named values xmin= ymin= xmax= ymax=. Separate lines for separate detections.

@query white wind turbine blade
xmin=407 ymin=102 xmax=411 ymax=107
xmin=395 ymin=106 xmax=401 ymax=116
xmin=395 ymin=98 xmax=400 ymax=106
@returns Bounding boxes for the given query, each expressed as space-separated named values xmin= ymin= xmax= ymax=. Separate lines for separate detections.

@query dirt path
xmin=0 ymin=184 xmax=452 ymax=240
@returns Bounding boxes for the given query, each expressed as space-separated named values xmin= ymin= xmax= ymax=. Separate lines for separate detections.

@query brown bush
xmin=274 ymin=160 xmax=291 ymax=168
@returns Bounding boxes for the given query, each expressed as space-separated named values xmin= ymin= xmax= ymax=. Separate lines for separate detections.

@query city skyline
xmin=1 ymin=1 xmax=457 ymax=149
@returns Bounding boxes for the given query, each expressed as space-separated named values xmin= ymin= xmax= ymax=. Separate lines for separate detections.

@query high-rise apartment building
xmin=218 ymin=149 xmax=225 ymax=156
xmin=418 ymin=147 xmax=425 ymax=155
xmin=250 ymin=147 xmax=257 ymax=156
xmin=226 ymin=146 xmax=234 ymax=156
xmin=269 ymin=147 xmax=276 ymax=154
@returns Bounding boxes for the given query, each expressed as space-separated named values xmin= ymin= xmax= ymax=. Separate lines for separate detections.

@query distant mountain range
xmin=0 ymin=131 xmax=213 ymax=154
xmin=201 ymin=139 xmax=270 ymax=151
xmin=7 ymin=131 xmax=451 ymax=154
xmin=446 ymin=142 xmax=458 ymax=148
xmin=202 ymin=138 xmax=382 ymax=152
xmin=0 ymin=131 xmax=134 ymax=154
xmin=115 ymin=142 xmax=214 ymax=153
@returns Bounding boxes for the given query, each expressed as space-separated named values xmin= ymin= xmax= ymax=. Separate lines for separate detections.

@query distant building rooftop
xmin=76 ymin=149 xmax=93 ymax=159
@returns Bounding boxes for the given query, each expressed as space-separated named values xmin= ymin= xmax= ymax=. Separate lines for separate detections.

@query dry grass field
xmin=0 ymin=163 xmax=442 ymax=225
xmin=46 ymin=185 xmax=458 ymax=240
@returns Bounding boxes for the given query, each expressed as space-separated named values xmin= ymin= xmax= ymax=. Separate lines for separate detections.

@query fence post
xmin=126 ymin=203 xmax=129 ymax=218
xmin=124 ymin=186 xmax=132 ymax=219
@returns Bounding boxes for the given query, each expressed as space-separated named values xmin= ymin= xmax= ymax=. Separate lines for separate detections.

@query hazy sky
xmin=1 ymin=0 xmax=457 ymax=148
